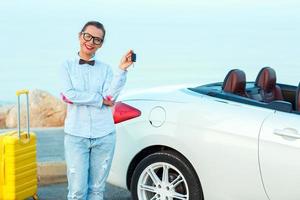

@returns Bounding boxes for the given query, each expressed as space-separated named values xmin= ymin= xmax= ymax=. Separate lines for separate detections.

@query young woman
xmin=60 ymin=21 xmax=134 ymax=200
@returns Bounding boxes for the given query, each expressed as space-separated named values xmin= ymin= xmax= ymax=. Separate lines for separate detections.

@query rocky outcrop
xmin=3 ymin=89 xmax=66 ymax=129
xmin=0 ymin=105 xmax=14 ymax=129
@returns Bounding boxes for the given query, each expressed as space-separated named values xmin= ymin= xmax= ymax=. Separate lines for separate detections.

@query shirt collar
xmin=77 ymin=52 xmax=95 ymax=61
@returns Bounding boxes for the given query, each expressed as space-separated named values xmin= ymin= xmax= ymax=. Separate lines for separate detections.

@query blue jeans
xmin=64 ymin=132 xmax=116 ymax=200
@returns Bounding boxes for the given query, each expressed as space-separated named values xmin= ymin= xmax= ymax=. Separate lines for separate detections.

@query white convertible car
xmin=108 ymin=67 xmax=300 ymax=200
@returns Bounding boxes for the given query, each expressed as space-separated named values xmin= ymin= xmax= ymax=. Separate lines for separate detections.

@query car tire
xmin=130 ymin=150 xmax=203 ymax=200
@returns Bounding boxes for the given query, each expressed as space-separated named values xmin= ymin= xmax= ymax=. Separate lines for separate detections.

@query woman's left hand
xmin=103 ymin=97 xmax=114 ymax=107
xmin=119 ymin=49 xmax=134 ymax=71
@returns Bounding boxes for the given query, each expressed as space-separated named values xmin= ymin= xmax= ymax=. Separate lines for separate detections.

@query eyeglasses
xmin=81 ymin=32 xmax=103 ymax=45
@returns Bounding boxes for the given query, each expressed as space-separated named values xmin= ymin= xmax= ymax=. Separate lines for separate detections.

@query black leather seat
xmin=255 ymin=67 xmax=283 ymax=103
xmin=222 ymin=69 xmax=248 ymax=97
xmin=296 ymin=82 xmax=300 ymax=111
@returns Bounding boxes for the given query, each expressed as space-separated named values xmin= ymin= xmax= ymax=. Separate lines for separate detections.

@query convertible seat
xmin=296 ymin=82 xmax=300 ymax=111
xmin=255 ymin=67 xmax=283 ymax=103
xmin=222 ymin=69 xmax=248 ymax=97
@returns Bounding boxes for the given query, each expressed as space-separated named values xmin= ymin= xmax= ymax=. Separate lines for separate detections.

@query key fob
xmin=131 ymin=53 xmax=136 ymax=62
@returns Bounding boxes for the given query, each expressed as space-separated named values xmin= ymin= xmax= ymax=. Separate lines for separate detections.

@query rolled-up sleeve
xmin=60 ymin=61 xmax=103 ymax=107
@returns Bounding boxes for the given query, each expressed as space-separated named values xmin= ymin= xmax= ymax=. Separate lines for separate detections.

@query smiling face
xmin=79 ymin=25 xmax=104 ymax=59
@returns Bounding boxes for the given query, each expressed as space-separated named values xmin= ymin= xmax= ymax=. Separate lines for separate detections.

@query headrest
xmin=255 ymin=67 xmax=277 ymax=92
xmin=222 ymin=69 xmax=247 ymax=96
xmin=296 ymin=82 xmax=300 ymax=111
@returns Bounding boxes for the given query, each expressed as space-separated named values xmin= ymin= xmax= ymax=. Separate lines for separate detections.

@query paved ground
xmin=37 ymin=183 xmax=132 ymax=200
xmin=35 ymin=128 xmax=65 ymax=162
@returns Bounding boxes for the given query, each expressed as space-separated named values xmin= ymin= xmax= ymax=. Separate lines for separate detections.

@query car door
xmin=175 ymin=95 xmax=274 ymax=200
xmin=259 ymin=111 xmax=300 ymax=200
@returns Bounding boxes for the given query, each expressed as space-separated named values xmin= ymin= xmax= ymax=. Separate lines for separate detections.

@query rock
xmin=0 ymin=105 xmax=14 ymax=129
xmin=5 ymin=89 xmax=66 ymax=128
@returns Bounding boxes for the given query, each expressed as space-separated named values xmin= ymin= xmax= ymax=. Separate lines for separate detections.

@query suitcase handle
xmin=16 ymin=89 xmax=30 ymax=140
xmin=16 ymin=89 xmax=29 ymax=96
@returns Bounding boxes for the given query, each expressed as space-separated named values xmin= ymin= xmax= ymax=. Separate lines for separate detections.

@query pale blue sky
xmin=1 ymin=0 xmax=300 ymax=102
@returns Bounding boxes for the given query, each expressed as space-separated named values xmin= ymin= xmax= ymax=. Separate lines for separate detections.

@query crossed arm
xmin=60 ymin=50 xmax=134 ymax=107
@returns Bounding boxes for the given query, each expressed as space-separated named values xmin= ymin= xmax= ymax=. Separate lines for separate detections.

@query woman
xmin=60 ymin=21 xmax=134 ymax=200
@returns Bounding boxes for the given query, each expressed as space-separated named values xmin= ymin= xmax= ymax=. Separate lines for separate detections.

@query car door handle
xmin=273 ymin=128 xmax=300 ymax=139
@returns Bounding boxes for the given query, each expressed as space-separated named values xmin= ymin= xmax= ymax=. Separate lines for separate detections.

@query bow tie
xmin=79 ymin=59 xmax=95 ymax=66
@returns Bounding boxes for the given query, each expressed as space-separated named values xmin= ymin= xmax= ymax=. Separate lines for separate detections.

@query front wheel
xmin=130 ymin=150 xmax=203 ymax=200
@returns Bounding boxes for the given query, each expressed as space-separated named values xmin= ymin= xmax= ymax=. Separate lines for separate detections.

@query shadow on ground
xmin=37 ymin=182 xmax=132 ymax=200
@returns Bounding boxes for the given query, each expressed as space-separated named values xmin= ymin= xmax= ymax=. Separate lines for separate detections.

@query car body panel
xmin=108 ymin=87 xmax=276 ymax=200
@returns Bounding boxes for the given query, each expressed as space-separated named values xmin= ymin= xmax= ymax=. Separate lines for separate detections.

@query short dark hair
xmin=81 ymin=21 xmax=106 ymax=40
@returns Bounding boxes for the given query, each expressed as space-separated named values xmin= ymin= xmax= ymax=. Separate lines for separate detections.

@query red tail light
xmin=113 ymin=102 xmax=141 ymax=124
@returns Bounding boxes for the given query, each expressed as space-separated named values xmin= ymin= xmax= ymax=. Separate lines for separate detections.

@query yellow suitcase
xmin=0 ymin=90 xmax=38 ymax=200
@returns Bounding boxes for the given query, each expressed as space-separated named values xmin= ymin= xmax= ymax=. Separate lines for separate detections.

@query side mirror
xmin=267 ymin=100 xmax=292 ymax=112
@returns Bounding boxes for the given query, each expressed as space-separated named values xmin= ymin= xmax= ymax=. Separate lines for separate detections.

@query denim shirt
xmin=60 ymin=55 xmax=127 ymax=138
